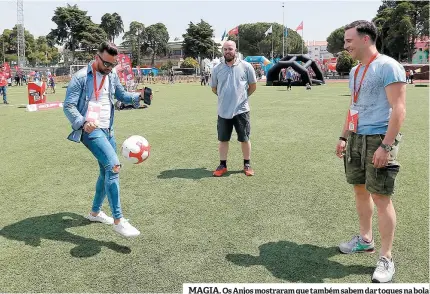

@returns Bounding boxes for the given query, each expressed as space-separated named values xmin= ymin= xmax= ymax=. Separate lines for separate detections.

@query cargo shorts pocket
xmin=367 ymin=164 xmax=400 ymax=196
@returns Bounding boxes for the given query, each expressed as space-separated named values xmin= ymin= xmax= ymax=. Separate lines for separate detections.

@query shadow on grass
xmin=226 ymin=240 xmax=374 ymax=282
xmin=0 ymin=212 xmax=131 ymax=258
xmin=157 ymin=168 xmax=243 ymax=180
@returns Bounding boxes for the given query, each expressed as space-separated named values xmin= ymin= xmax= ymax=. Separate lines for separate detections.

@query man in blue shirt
xmin=64 ymin=42 xmax=145 ymax=238
xmin=335 ymin=20 xmax=406 ymax=283
xmin=211 ymin=41 xmax=257 ymax=177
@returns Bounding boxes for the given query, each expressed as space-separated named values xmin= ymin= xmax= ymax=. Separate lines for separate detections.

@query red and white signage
xmin=26 ymin=101 xmax=63 ymax=112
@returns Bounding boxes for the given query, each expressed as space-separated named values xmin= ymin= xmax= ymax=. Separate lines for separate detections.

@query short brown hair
xmin=98 ymin=41 xmax=119 ymax=56
xmin=344 ymin=20 xmax=378 ymax=43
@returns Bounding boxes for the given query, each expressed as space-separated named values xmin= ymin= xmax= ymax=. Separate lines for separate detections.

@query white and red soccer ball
xmin=121 ymin=135 xmax=150 ymax=164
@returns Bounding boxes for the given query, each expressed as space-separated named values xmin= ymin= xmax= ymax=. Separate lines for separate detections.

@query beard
xmin=224 ymin=53 xmax=235 ymax=62
xmin=95 ymin=61 xmax=112 ymax=75
xmin=98 ymin=65 xmax=111 ymax=75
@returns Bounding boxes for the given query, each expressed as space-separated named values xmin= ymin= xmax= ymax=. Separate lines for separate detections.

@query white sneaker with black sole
xmin=85 ymin=211 xmax=114 ymax=225
xmin=372 ymin=256 xmax=395 ymax=283
xmin=114 ymin=219 xmax=140 ymax=238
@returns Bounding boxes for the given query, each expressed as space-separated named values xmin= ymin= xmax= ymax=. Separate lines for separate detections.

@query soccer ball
xmin=121 ymin=135 xmax=150 ymax=164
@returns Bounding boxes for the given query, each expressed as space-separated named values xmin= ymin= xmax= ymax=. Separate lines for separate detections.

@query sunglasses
xmin=97 ymin=54 xmax=118 ymax=68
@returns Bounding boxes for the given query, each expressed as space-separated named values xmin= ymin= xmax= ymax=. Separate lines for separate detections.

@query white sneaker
xmin=372 ymin=256 xmax=395 ymax=283
xmin=114 ymin=219 xmax=140 ymax=238
xmin=85 ymin=211 xmax=114 ymax=225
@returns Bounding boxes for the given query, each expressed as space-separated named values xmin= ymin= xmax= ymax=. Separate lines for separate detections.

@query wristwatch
xmin=380 ymin=143 xmax=393 ymax=152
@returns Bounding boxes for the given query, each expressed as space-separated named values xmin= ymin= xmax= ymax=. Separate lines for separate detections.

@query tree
xmin=377 ymin=0 xmax=397 ymax=13
xmin=182 ymin=20 xmax=220 ymax=59
xmin=100 ymin=13 xmax=115 ymax=42
xmin=373 ymin=1 xmax=429 ymax=62
xmin=160 ymin=60 xmax=174 ymax=70
xmin=0 ymin=27 xmax=60 ymax=66
xmin=336 ymin=50 xmax=357 ymax=75
xmin=48 ymin=4 xmax=106 ymax=63
xmin=121 ymin=21 xmax=145 ymax=67
xmin=384 ymin=2 xmax=415 ymax=62
xmin=142 ymin=23 xmax=169 ymax=67
xmin=180 ymin=56 xmax=198 ymax=74
xmin=226 ymin=23 xmax=306 ymax=57
xmin=27 ymin=36 xmax=60 ymax=66
xmin=112 ymin=13 xmax=124 ymax=42
xmin=100 ymin=13 xmax=124 ymax=43
xmin=79 ymin=22 xmax=107 ymax=54
xmin=1 ymin=26 xmax=36 ymax=64
xmin=49 ymin=4 xmax=89 ymax=61
xmin=326 ymin=27 xmax=345 ymax=55
xmin=373 ymin=7 xmax=393 ymax=54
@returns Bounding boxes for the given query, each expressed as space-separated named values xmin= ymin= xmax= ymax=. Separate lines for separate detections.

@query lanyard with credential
xmin=353 ymin=53 xmax=379 ymax=104
xmin=92 ymin=63 xmax=106 ymax=101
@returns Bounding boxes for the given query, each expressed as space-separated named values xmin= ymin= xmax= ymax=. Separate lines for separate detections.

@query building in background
xmin=305 ymin=41 xmax=333 ymax=61
xmin=412 ymin=37 xmax=429 ymax=64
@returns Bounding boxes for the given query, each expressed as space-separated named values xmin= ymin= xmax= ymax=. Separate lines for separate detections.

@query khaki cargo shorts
xmin=344 ymin=132 xmax=402 ymax=196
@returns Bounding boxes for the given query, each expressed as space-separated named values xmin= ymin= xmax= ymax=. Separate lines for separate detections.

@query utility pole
xmin=282 ymin=2 xmax=285 ymax=57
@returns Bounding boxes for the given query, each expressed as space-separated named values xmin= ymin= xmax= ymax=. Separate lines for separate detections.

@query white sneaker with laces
xmin=114 ymin=219 xmax=140 ymax=238
xmin=85 ymin=211 xmax=114 ymax=225
xmin=372 ymin=256 xmax=395 ymax=283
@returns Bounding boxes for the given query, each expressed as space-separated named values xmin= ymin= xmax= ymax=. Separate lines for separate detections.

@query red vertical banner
xmin=115 ymin=54 xmax=134 ymax=85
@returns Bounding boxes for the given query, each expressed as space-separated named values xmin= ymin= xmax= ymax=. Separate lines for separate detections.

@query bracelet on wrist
xmin=339 ymin=136 xmax=348 ymax=142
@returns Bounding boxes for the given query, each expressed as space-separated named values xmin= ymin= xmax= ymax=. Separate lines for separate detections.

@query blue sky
xmin=0 ymin=0 xmax=382 ymax=43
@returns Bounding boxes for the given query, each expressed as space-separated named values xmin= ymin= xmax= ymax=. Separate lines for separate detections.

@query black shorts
xmin=217 ymin=112 xmax=251 ymax=142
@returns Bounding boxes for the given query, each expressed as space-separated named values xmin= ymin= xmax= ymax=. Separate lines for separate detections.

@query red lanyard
xmin=92 ymin=63 xmax=106 ymax=101
xmin=353 ymin=53 xmax=379 ymax=104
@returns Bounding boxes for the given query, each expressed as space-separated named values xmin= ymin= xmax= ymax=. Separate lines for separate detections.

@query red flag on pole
xmin=228 ymin=26 xmax=239 ymax=36
xmin=296 ymin=21 xmax=303 ymax=31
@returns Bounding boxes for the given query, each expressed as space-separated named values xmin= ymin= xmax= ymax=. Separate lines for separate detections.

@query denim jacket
xmin=63 ymin=61 xmax=140 ymax=143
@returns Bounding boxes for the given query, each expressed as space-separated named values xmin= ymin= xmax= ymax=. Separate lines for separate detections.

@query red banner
xmin=26 ymin=101 xmax=63 ymax=112
xmin=296 ymin=21 xmax=303 ymax=31
xmin=28 ymin=81 xmax=47 ymax=104
xmin=115 ymin=54 xmax=134 ymax=84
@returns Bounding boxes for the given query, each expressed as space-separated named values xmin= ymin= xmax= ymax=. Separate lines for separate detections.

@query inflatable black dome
xmin=266 ymin=55 xmax=325 ymax=86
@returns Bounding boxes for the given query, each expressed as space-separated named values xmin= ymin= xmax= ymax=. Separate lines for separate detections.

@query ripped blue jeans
xmin=82 ymin=128 xmax=122 ymax=219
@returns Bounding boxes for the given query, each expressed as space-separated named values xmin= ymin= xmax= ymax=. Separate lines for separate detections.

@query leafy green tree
xmin=48 ymin=4 xmax=106 ymax=63
xmin=326 ymin=27 xmax=345 ymax=55
xmin=100 ymin=13 xmax=124 ymax=43
xmin=336 ymin=50 xmax=357 ymax=75
xmin=182 ymin=20 xmax=220 ymax=59
xmin=122 ymin=21 xmax=145 ymax=67
xmin=226 ymin=23 xmax=306 ymax=57
xmin=142 ymin=23 xmax=169 ymax=67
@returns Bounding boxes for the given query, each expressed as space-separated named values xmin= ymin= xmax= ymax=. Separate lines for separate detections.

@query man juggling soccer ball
xmin=63 ymin=42 xmax=150 ymax=238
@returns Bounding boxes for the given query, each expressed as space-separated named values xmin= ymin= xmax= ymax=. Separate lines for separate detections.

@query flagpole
xmin=238 ymin=29 xmax=240 ymax=54
xmin=272 ymin=27 xmax=274 ymax=59
xmin=301 ymin=25 xmax=304 ymax=55
xmin=282 ymin=2 xmax=285 ymax=57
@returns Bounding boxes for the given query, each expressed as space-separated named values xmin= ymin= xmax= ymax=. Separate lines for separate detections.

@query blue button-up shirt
xmin=63 ymin=61 xmax=140 ymax=142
